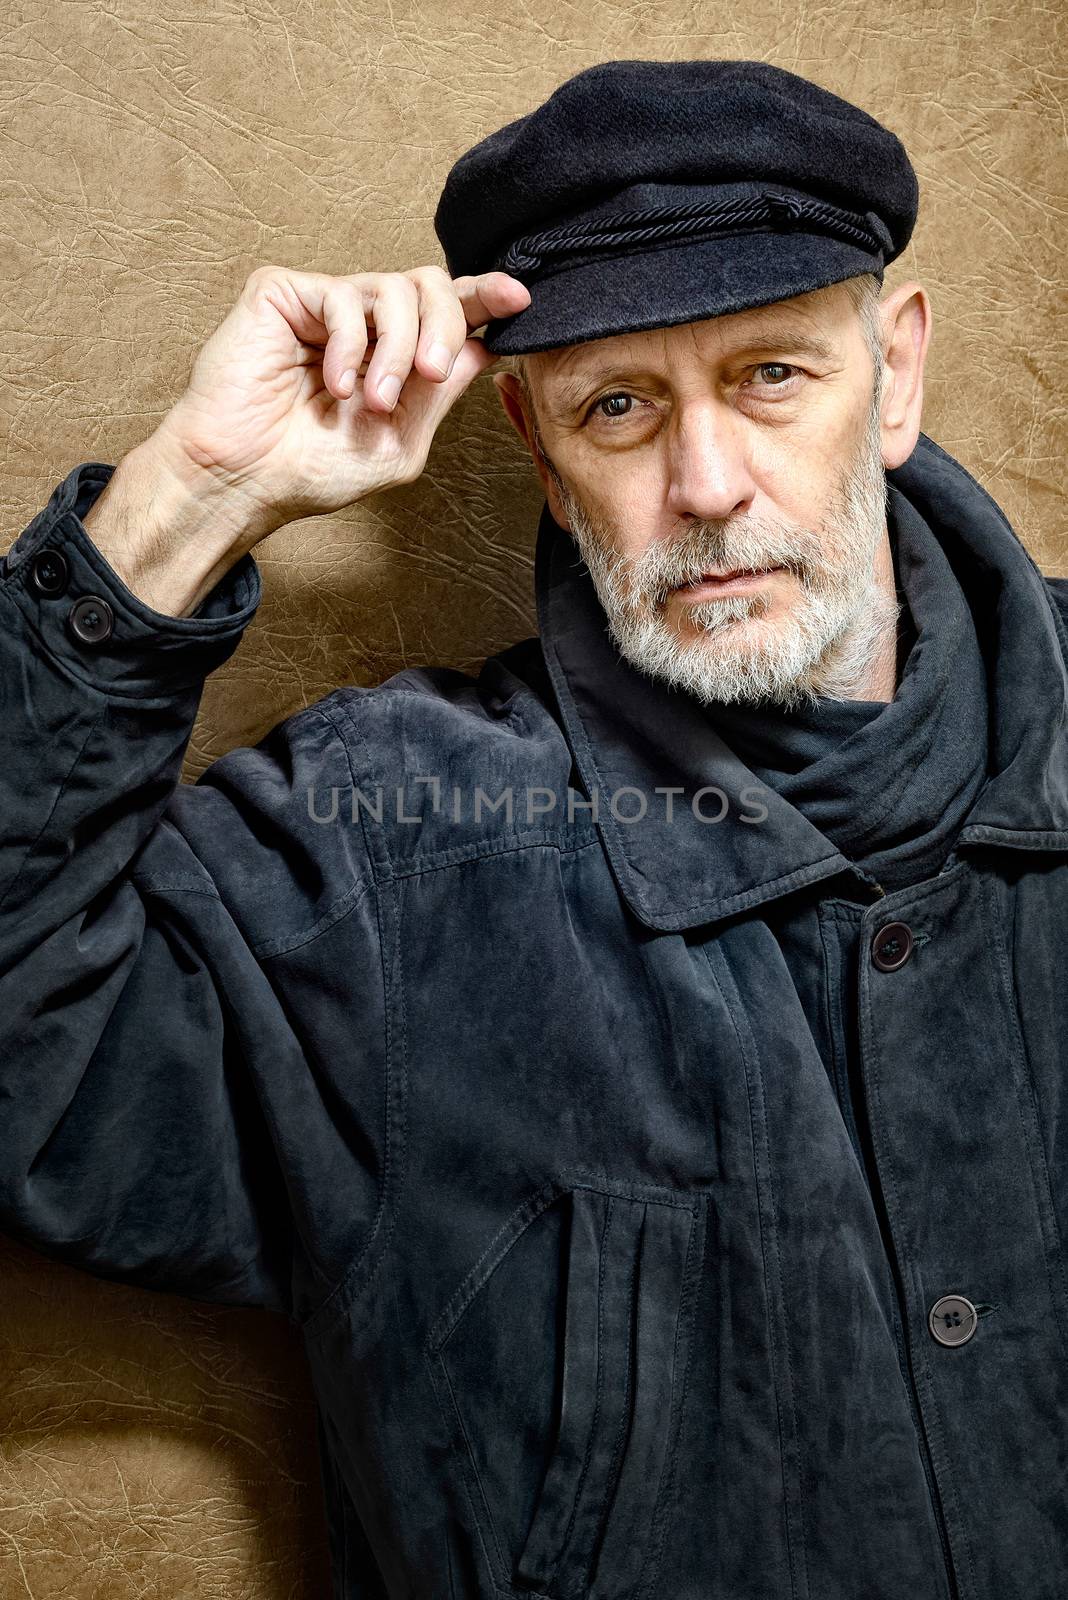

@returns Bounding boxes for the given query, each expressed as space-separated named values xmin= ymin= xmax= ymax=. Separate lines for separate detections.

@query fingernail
xmin=428 ymin=341 xmax=453 ymax=377
xmin=378 ymin=373 xmax=401 ymax=408
xmin=339 ymin=369 xmax=356 ymax=396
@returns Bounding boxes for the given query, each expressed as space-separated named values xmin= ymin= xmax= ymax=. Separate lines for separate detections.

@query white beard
xmin=554 ymin=383 xmax=903 ymax=712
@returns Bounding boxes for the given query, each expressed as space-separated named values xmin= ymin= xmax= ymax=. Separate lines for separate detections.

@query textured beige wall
xmin=1 ymin=3 xmax=1065 ymax=1595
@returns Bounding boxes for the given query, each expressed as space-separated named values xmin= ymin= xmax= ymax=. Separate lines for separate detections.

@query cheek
xmin=590 ymin=508 xmax=660 ymax=568
xmin=752 ymin=431 xmax=839 ymax=510
xmin=570 ymin=456 xmax=663 ymax=542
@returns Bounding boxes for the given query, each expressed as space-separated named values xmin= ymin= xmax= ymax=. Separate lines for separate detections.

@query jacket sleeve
xmin=0 ymin=462 xmax=387 ymax=1324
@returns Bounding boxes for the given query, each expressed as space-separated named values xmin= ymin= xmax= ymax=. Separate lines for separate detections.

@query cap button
xmin=765 ymin=192 xmax=803 ymax=228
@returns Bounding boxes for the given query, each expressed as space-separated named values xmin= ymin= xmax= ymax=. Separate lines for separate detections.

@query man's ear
xmin=492 ymin=372 xmax=534 ymax=450
xmin=876 ymin=280 xmax=932 ymax=471
xmin=492 ymin=371 xmax=572 ymax=529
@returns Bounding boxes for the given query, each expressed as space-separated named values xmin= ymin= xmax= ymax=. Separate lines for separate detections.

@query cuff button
xmin=68 ymin=594 xmax=115 ymax=645
xmin=30 ymin=548 xmax=70 ymax=596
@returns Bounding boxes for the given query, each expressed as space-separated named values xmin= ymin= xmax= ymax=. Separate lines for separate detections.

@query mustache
xmin=617 ymin=521 xmax=823 ymax=602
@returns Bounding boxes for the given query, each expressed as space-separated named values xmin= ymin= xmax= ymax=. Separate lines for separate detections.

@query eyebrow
xmin=543 ymin=325 xmax=841 ymax=417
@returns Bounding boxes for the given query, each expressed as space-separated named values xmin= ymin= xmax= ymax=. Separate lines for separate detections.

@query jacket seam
xmin=134 ymin=873 xmax=378 ymax=964
xmin=701 ymin=940 xmax=808 ymax=1599
xmin=555 ymin=1194 xmax=612 ymax=1580
xmin=635 ymin=1197 xmax=704 ymax=1600
xmin=321 ymin=694 xmax=396 ymax=884
xmin=151 ymin=700 xmax=394 ymax=1335
xmin=282 ymin=698 xmax=402 ymax=1338
xmin=388 ymin=828 xmax=601 ymax=881
xmin=253 ymin=873 xmax=377 ymax=961
xmin=331 ymin=680 xmax=536 ymax=729
xmin=321 ymin=686 xmax=602 ymax=882
xmin=816 ymin=906 xmax=860 ymax=1165
xmin=599 ymin=1200 xmax=637 ymax=1543
xmin=158 ymin=706 xmax=379 ymax=960
xmin=983 ymin=872 xmax=1068 ymax=1353
xmin=295 ymin=871 xmax=403 ymax=1341
xmin=425 ymin=1178 xmax=704 ymax=1597
xmin=858 ymin=872 xmax=977 ymax=1594
xmin=432 ymin=1348 xmax=509 ymax=1581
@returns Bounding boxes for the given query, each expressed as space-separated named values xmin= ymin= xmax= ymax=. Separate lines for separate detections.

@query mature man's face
xmin=505 ymin=280 xmax=906 ymax=711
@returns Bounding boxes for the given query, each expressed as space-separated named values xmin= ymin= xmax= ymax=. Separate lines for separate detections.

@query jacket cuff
xmin=2 ymin=461 xmax=263 ymax=696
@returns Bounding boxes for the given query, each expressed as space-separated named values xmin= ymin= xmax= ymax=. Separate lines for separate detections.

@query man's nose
xmin=664 ymin=399 xmax=758 ymax=523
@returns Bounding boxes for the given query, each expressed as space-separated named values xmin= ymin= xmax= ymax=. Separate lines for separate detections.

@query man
xmin=1 ymin=56 xmax=1065 ymax=1600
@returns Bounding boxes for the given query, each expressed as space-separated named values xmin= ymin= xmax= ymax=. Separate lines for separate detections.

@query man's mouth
xmin=672 ymin=567 xmax=785 ymax=599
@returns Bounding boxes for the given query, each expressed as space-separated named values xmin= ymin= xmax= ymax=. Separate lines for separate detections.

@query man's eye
xmin=750 ymin=362 xmax=800 ymax=392
xmin=590 ymin=392 xmax=635 ymax=421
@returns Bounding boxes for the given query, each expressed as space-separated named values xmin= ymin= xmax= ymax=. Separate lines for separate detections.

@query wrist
xmin=81 ymin=429 xmax=277 ymax=618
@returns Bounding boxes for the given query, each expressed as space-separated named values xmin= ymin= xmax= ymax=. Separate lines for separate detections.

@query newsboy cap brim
xmin=480 ymin=222 xmax=883 ymax=357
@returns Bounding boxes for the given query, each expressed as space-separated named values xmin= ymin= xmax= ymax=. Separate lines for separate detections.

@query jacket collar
xmin=534 ymin=431 xmax=1068 ymax=932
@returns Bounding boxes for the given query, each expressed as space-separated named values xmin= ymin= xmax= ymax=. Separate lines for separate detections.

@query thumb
xmin=453 ymin=332 xmax=504 ymax=388
xmin=415 ymin=332 xmax=502 ymax=423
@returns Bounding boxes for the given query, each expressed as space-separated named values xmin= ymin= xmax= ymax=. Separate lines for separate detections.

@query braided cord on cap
xmin=494 ymin=190 xmax=890 ymax=278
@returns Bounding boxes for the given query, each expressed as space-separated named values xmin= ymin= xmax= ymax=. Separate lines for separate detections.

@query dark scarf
xmin=699 ymin=485 xmax=990 ymax=892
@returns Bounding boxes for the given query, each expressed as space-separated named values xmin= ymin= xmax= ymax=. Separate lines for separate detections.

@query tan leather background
xmin=1 ymin=4 xmax=1065 ymax=1595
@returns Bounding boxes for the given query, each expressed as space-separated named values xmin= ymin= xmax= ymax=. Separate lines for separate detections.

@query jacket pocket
xmin=426 ymin=1177 xmax=706 ymax=1599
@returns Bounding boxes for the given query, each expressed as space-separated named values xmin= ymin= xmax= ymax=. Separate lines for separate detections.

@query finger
xmin=397 ymin=333 xmax=506 ymax=448
xmin=451 ymin=270 xmax=532 ymax=332
xmin=358 ymin=274 xmax=421 ymax=412
xmin=450 ymin=333 xmax=508 ymax=399
xmin=242 ymin=268 xmax=396 ymax=408
xmin=249 ymin=265 xmax=526 ymax=406
xmin=318 ymin=278 xmax=371 ymax=400
xmin=406 ymin=265 xmax=475 ymax=385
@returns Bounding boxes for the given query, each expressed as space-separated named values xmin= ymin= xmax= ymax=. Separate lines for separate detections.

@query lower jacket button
xmin=928 ymin=1293 xmax=978 ymax=1347
xmin=31 ymin=547 xmax=70 ymax=596
xmin=68 ymin=594 xmax=115 ymax=645
xmin=871 ymin=919 xmax=913 ymax=971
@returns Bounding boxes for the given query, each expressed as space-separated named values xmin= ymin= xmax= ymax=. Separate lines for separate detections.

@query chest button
xmin=871 ymin=919 xmax=913 ymax=972
xmin=68 ymin=594 xmax=115 ymax=645
xmin=928 ymin=1294 xmax=978 ymax=1347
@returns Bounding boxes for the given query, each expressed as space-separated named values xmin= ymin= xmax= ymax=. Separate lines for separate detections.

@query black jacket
xmin=2 ymin=432 xmax=1067 ymax=1599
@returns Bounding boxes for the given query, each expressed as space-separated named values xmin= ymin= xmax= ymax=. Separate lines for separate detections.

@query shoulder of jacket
xmin=315 ymin=635 xmax=565 ymax=762
xmin=305 ymin=635 xmax=595 ymax=873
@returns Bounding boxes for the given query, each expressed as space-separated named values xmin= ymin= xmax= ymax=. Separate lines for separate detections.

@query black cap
xmin=434 ymin=58 xmax=919 ymax=355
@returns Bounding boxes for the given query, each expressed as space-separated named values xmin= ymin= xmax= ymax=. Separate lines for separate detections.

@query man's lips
xmin=671 ymin=567 xmax=786 ymax=599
